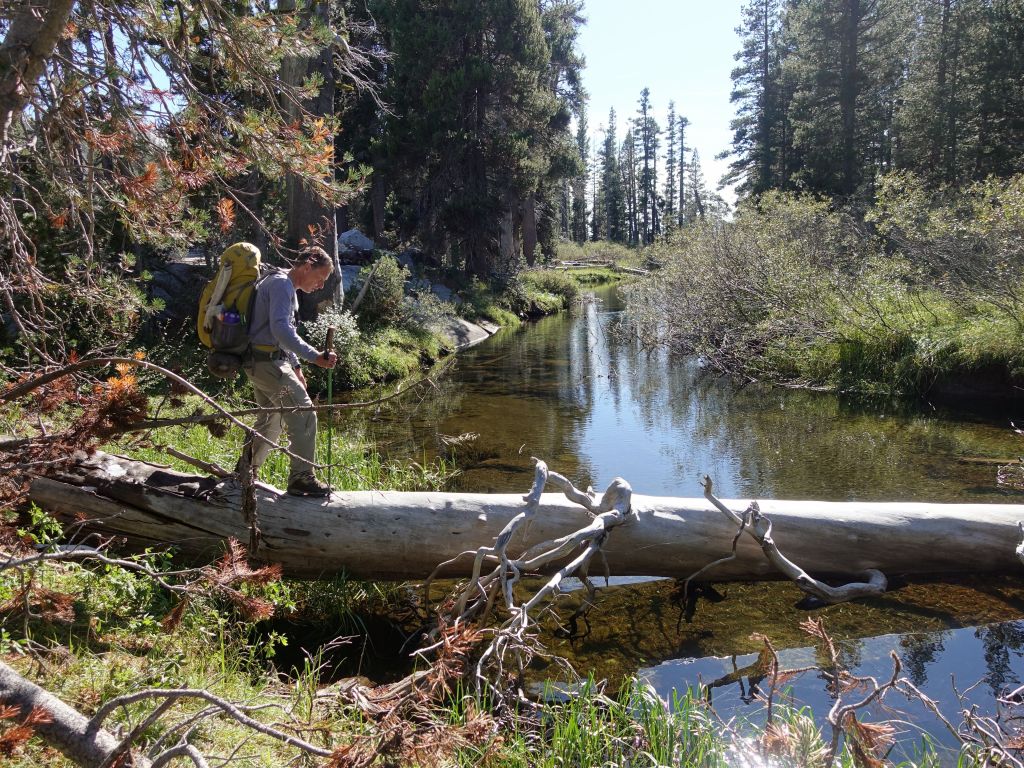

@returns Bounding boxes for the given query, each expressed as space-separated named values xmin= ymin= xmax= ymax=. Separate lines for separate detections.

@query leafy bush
xmin=627 ymin=192 xmax=856 ymax=377
xmin=869 ymin=171 xmax=1024 ymax=326
xmin=300 ymin=307 xmax=360 ymax=394
xmin=331 ymin=327 xmax=440 ymax=390
xmin=454 ymin=278 xmax=522 ymax=326
xmin=523 ymin=269 xmax=580 ymax=307
xmin=626 ymin=179 xmax=1024 ymax=396
xmin=622 ymin=180 xmax=1024 ymax=397
xmin=353 ymin=255 xmax=409 ymax=329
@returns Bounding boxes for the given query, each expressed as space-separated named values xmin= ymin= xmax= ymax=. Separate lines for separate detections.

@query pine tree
xmin=621 ymin=128 xmax=639 ymax=244
xmin=633 ymin=88 xmax=660 ymax=244
xmin=962 ymin=0 xmax=1024 ymax=180
xmin=727 ymin=0 xmax=785 ymax=195
xmin=685 ymin=149 xmax=708 ymax=222
xmin=374 ymin=0 xmax=582 ymax=278
xmin=677 ymin=115 xmax=689 ymax=227
xmin=664 ymin=102 xmax=678 ymax=229
xmin=590 ymin=140 xmax=605 ymax=240
xmin=783 ymin=0 xmax=913 ymax=197
xmin=602 ymin=109 xmax=625 ymax=242
xmin=572 ymin=105 xmax=590 ymax=243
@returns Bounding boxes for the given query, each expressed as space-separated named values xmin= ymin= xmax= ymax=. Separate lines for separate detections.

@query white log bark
xmin=27 ymin=450 xmax=1024 ymax=582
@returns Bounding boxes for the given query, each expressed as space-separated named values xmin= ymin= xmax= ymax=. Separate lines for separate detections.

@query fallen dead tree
xmin=27 ymin=449 xmax=1024 ymax=583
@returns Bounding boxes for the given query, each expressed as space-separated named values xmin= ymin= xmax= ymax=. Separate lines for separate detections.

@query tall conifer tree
xmin=572 ymin=105 xmax=590 ymax=243
xmin=601 ymin=109 xmax=624 ymax=242
xmin=664 ymin=102 xmax=678 ymax=228
xmin=727 ymin=0 xmax=784 ymax=194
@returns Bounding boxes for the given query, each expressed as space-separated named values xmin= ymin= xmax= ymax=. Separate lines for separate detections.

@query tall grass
xmin=121 ymin=395 xmax=455 ymax=492
xmin=444 ymin=676 xmax=956 ymax=768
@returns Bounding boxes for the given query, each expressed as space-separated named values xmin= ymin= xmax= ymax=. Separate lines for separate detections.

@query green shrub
xmin=332 ymin=327 xmax=437 ymax=389
xmin=354 ymin=255 xmax=409 ymax=329
xmin=523 ymin=269 xmax=580 ymax=307
xmin=626 ymin=178 xmax=1024 ymax=396
xmin=455 ymin=278 xmax=523 ymax=326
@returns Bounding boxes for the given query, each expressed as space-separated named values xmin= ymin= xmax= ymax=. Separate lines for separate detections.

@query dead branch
xmin=701 ymin=475 xmax=888 ymax=604
xmin=0 ymin=356 xmax=281 ymax=459
xmin=90 ymin=688 xmax=334 ymax=760
xmin=0 ymin=658 xmax=345 ymax=766
xmin=0 ymin=659 xmax=151 ymax=767
xmin=0 ymin=543 xmax=191 ymax=594
xmin=423 ymin=458 xmax=636 ymax=708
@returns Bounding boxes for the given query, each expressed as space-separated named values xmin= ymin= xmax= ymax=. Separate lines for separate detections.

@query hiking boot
xmin=287 ymin=473 xmax=331 ymax=498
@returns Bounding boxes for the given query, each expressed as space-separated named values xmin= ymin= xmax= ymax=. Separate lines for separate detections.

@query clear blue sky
xmin=576 ymin=0 xmax=744 ymax=205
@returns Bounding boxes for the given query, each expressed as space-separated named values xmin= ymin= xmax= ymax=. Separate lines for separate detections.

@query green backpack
xmin=197 ymin=242 xmax=264 ymax=378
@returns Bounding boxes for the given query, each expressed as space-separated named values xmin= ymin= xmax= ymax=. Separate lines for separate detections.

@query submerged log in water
xmin=28 ymin=450 xmax=1024 ymax=582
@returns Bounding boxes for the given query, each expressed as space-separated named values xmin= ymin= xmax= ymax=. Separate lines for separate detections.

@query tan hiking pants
xmin=243 ymin=358 xmax=316 ymax=480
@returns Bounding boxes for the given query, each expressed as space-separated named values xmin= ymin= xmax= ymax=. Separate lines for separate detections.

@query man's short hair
xmin=299 ymin=246 xmax=333 ymax=271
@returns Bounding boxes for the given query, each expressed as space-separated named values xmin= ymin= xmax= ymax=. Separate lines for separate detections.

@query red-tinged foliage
xmin=22 ymin=707 xmax=53 ymax=728
xmin=198 ymin=539 xmax=283 ymax=621
xmin=0 ymin=723 xmax=35 ymax=757
xmin=844 ymin=712 xmax=894 ymax=768
xmin=216 ymin=198 xmax=236 ymax=233
xmin=0 ymin=706 xmax=52 ymax=757
xmin=0 ymin=586 xmax=76 ymax=625
xmin=69 ymin=365 xmax=149 ymax=440
xmin=161 ymin=596 xmax=191 ymax=632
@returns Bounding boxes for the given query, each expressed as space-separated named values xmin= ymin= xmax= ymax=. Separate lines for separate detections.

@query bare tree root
xmin=421 ymin=458 xmax=636 ymax=708
xmin=699 ymin=475 xmax=887 ymax=604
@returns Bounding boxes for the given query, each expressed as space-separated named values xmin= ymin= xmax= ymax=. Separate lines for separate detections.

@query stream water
xmin=340 ymin=284 xmax=1024 ymax=759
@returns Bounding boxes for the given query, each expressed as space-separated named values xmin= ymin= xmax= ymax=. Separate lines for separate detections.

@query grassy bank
xmin=625 ymin=173 xmax=1024 ymax=399
xmin=311 ymin=253 xmax=613 ymax=383
xmin=452 ymin=261 xmax=616 ymax=327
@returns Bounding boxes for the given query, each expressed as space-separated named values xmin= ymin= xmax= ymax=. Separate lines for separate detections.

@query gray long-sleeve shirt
xmin=247 ymin=271 xmax=321 ymax=365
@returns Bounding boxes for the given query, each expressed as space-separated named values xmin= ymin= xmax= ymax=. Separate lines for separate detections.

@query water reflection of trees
xmin=899 ymin=632 xmax=947 ymax=687
xmin=978 ymin=622 xmax=1024 ymax=696
xmin=346 ymin=283 xmax=1020 ymax=502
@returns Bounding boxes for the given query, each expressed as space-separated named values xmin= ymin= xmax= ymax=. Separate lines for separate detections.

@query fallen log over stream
xmin=27 ymin=450 xmax=1024 ymax=582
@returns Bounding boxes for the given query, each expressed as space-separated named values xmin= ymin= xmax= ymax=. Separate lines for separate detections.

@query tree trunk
xmin=278 ymin=0 xmax=342 ymax=315
xmin=0 ymin=660 xmax=147 ymax=767
xmin=522 ymin=193 xmax=538 ymax=267
xmin=371 ymin=168 xmax=386 ymax=242
xmin=498 ymin=193 xmax=517 ymax=270
xmin=0 ymin=0 xmax=75 ymax=163
xmin=27 ymin=451 xmax=1024 ymax=582
xmin=839 ymin=0 xmax=860 ymax=196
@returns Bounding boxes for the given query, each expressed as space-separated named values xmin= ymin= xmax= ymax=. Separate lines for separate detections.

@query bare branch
xmin=702 ymin=475 xmax=888 ymax=604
